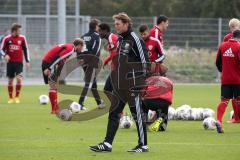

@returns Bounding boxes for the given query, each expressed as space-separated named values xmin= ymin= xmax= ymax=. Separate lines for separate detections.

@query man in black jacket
xmin=78 ymin=19 xmax=104 ymax=109
xmin=90 ymin=13 xmax=150 ymax=153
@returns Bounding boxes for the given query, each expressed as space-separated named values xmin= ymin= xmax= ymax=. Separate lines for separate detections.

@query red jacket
xmin=223 ymin=33 xmax=233 ymax=42
xmin=104 ymin=33 xmax=118 ymax=66
xmin=143 ymin=76 xmax=173 ymax=104
xmin=145 ymin=36 xmax=165 ymax=63
xmin=149 ymin=25 xmax=164 ymax=45
xmin=216 ymin=39 xmax=240 ymax=84
xmin=43 ymin=43 xmax=74 ymax=69
xmin=0 ymin=34 xmax=30 ymax=62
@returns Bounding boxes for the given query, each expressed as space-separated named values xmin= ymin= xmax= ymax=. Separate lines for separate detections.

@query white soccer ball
xmin=168 ymin=107 xmax=175 ymax=120
xmin=202 ymin=108 xmax=215 ymax=119
xmin=69 ymin=102 xmax=81 ymax=113
xmin=229 ymin=110 xmax=234 ymax=120
xmin=39 ymin=95 xmax=49 ymax=105
xmin=202 ymin=117 xmax=216 ymax=130
xmin=148 ymin=110 xmax=156 ymax=120
xmin=175 ymin=105 xmax=191 ymax=120
xmin=189 ymin=108 xmax=199 ymax=120
xmin=197 ymin=108 xmax=204 ymax=120
xmin=120 ymin=115 xmax=133 ymax=129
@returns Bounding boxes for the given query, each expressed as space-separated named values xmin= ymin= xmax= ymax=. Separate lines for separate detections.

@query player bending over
xmin=142 ymin=67 xmax=173 ymax=132
xmin=0 ymin=23 xmax=30 ymax=104
xmin=215 ymin=30 xmax=240 ymax=133
xmin=42 ymin=39 xmax=84 ymax=114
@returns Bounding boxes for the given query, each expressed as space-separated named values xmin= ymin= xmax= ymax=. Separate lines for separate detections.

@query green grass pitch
xmin=0 ymin=84 xmax=239 ymax=160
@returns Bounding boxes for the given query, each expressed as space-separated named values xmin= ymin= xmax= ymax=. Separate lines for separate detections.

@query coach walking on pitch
xmin=90 ymin=13 xmax=150 ymax=153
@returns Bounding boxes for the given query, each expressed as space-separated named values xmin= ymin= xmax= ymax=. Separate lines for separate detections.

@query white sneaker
xmin=98 ymin=100 xmax=105 ymax=109
xmin=80 ymin=104 xmax=87 ymax=110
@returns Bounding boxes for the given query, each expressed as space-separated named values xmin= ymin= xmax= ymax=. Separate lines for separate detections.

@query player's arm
xmin=216 ymin=47 xmax=222 ymax=72
xmin=0 ymin=36 xmax=7 ymax=56
xmin=91 ymin=34 xmax=101 ymax=56
xmin=22 ymin=36 xmax=30 ymax=63
xmin=154 ymin=39 xmax=166 ymax=63
xmin=132 ymin=33 xmax=150 ymax=72
xmin=0 ymin=36 xmax=10 ymax=62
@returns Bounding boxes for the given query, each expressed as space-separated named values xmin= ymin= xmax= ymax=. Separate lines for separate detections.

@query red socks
xmin=8 ymin=84 xmax=13 ymax=99
xmin=233 ymin=99 xmax=240 ymax=121
xmin=217 ymin=99 xmax=229 ymax=124
xmin=15 ymin=83 xmax=22 ymax=98
xmin=49 ymin=89 xmax=59 ymax=113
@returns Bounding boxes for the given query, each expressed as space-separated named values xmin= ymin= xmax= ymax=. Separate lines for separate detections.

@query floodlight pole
xmin=58 ymin=0 xmax=66 ymax=44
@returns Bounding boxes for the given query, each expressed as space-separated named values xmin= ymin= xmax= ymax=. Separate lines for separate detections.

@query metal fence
xmin=0 ymin=0 xmax=233 ymax=83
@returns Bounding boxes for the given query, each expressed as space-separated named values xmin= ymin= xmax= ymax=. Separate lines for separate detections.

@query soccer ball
xmin=168 ymin=107 xmax=175 ymax=120
xmin=189 ymin=108 xmax=199 ymax=120
xmin=120 ymin=115 xmax=133 ymax=129
xmin=69 ymin=102 xmax=81 ymax=113
xmin=197 ymin=108 xmax=204 ymax=120
xmin=39 ymin=95 xmax=49 ymax=105
xmin=175 ymin=105 xmax=191 ymax=120
xmin=202 ymin=117 xmax=216 ymax=130
xmin=229 ymin=110 xmax=234 ymax=120
xmin=58 ymin=109 xmax=72 ymax=121
xmin=147 ymin=110 xmax=157 ymax=123
xmin=202 ymin=108 xmax=215 ymax=119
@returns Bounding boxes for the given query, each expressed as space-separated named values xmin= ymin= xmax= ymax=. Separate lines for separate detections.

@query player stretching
xmin=149 ymin=15 xmax=169 ymax=45
xmin=215 ymin=30 xmax=240 ymax=133
xmin=98 ymin=23 xmax=118 ymax=100
xmin=0 ymin=23 xmax=30 ymax=104
xmin=42 ymin=39 xmax=84 ymax=114
xmin=139 ymin=24 xmax=166 ymax=75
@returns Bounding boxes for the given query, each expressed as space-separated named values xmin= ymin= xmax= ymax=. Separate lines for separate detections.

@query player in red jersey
xmin=0 ymin=23 xmax=30 ymax=104
xmin=215 ymin=30 xmax=240 ymax=133
xmin=142 ymin=66 xmax=173 ymax=132
xmin=139 ymin=24 xmax=167 ymax=75
xmin=149 ymin=15 xmax=169 ymax=45
xmin=223 ymin=18 xmax=240 ymax=42
xmin=222 ymin=19 xmax=240 ymax=123
xmin=42 ymin=39 xmax=84 ymax=114
xmin=98 ymin=23 xmax=118 ymax=100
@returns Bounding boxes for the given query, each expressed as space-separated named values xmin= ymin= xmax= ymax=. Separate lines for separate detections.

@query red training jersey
xmin=104 ymin=33 xmax=118 ymax=66
xmin=223 ymin=33 xmax=233 ymax=42
xmin=0 ymin=34 xmax=30 ymax=63
xmin=43 ymin=43 xmax=75 ymax=69
xmin=149 ymin=25 xmax=164 ymax=45
xmin=145 ymin=36 xmax=165 ymax=63
xmin=216 ymin=39 xmax=240 ymax=84
xmin=143 ymin=76 xmax=173 ymax=104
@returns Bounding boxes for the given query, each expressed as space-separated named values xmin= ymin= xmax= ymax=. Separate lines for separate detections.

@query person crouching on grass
xmin=142 ymin=63 xmax=173 ymax=132
xmin=41 ymin=39 xmax=84 ymax=114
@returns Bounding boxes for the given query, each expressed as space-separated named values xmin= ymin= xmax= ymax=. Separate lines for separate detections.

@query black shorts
xmin=6 ymin=62 xmax=23 ymax=78
xmin=221 ymin=84 xmax=240 ymax=99
xmin=142 ymin=98 xmax=170 ymax=115
xmin=42 ymin=61 xmax=64 ymax=84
